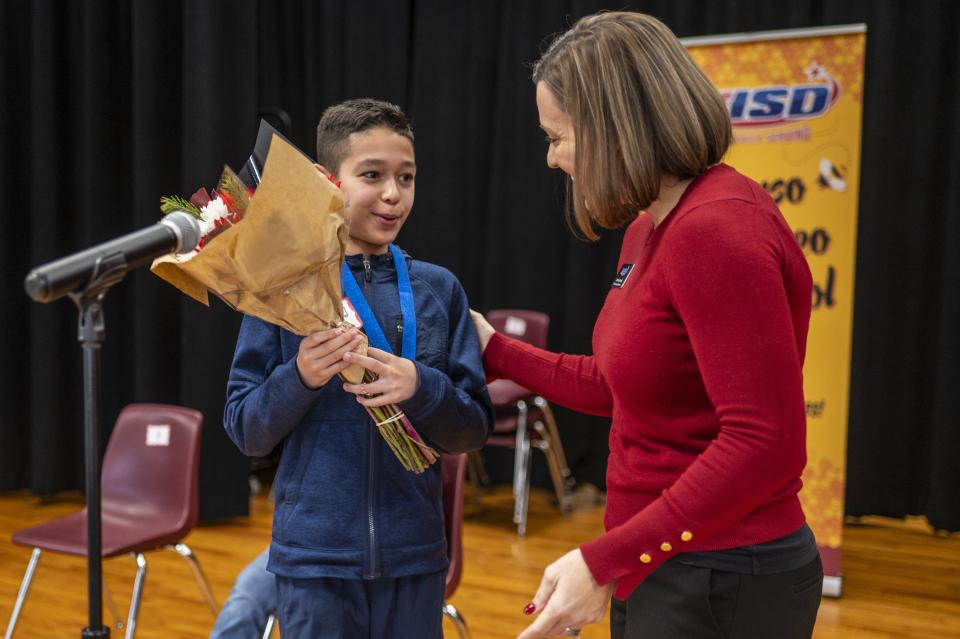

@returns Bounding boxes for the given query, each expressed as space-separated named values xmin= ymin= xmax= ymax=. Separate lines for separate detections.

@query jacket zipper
xmin=362 ymin=256 xmax=379 ymax=579
xmin=365 ymin=422 xmax=379 ymax=578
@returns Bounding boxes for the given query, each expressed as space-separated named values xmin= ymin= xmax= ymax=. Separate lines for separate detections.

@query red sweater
xmin=483 ymin=164 xmax=813 ymax=598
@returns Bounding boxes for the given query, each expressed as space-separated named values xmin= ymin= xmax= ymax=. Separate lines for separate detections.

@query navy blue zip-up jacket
xmin=224 ymin=250 xmax=493 ymax=580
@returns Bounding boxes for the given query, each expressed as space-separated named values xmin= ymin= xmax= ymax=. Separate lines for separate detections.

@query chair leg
xmin=511 ymin=401 xmax=529 ymax=505
xmin=533 ymin=397 xmax=574 ymax=511
xmin=513 ymin=401 xmax=533 ymax=536
xmin=443 ymin=602 xmax=471 ymax=639
xmin=171 ymin=543 xmax=219 ymax=615
xmin=534 ymin=397 xmax=572 ymax=481
xmin=262 ymin=614 xmax=277 ymax=639
xmin=102 ymin=576 xmax=125 ymax=631
xmin=124 ymin=552 xmax=148 ymax=639
xmin=533 ymin=424 xmax=571 ymax=514
xmin=4 ymin=548 xmax=41 ymax=639
xmin=466 ymin=450 xmax=489 ymax=488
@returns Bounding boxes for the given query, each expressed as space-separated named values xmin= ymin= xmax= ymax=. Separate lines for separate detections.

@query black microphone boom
xmin=24 ymin=211 xmax=202 ymax=303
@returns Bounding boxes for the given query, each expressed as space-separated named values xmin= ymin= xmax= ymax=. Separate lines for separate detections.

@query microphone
xmin=24 ymin=211 xmax=202 ymax=303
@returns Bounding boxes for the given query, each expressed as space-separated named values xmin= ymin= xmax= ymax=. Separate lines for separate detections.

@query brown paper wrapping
xmin=152 ymin=134 xmax=366 ymax=383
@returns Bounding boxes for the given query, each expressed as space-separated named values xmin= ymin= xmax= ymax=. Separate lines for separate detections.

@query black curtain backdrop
xmin=1 ymin=1 xmax=957 ymax=530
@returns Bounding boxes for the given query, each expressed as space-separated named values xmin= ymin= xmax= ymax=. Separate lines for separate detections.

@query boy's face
xmin=335 ymin=127 xmax=415 ymax=255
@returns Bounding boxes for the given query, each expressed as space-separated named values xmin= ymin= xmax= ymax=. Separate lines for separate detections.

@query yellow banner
xmin=687 ymin=26 xmax=866 ymax=594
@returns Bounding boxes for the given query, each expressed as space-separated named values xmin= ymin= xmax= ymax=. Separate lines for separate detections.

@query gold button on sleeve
xmin=639 ymin=553 xmax=652 ymax=564
xmin=660 ymin=542 xmax=672 ymax=552
xmin=680 ymin=531 xmax=693 ymax=542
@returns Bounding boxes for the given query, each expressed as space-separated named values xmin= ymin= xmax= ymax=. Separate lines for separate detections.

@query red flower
xmin=189 ymin=187 xmax=212 ymax=209
xmin=217 ymin=190 xmax=237 ymax=214
xmin=324 ymin=172 xmax=342 ymax=189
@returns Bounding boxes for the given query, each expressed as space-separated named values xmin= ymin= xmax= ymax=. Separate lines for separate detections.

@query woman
xmin=472 ymin=11 xmax=823 ymax=639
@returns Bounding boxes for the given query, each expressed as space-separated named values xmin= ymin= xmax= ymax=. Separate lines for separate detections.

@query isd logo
xmin=612 ymin=264 xmax=634 ymax=289
xmin=720 ymin=61 xmax=840 ymax=126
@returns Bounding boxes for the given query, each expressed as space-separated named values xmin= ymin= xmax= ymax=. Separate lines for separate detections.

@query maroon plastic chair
xmin=477 ymin=310 xmax=573 ymax=536
xmin=441 ymin=453 xmax=470 ymax=639
xmin=4 ymin=404 xmax=218 ymax=639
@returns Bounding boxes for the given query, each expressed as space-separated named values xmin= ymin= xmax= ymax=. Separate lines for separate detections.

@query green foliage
xmin=160 ymin=195 xmax=202 ymax=219
xmin=218 ymin=168 xmax=251 ymax=215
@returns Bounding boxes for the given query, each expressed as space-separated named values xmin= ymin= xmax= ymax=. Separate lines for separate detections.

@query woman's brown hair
xmin=533 ymin=12 xmax=731 ymax=239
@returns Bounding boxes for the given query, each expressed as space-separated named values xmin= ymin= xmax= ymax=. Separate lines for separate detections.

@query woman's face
xmin=536 ymin=82 xmax=576 ymax=177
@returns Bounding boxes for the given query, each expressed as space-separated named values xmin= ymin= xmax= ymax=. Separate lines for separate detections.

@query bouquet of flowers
xmin=152 ymin=135 xmax=347 ymax=335
xmin=152 ymin=131 xmax=436 ymax=472
xmin=159 ymin=168 xmax=250 ymax=252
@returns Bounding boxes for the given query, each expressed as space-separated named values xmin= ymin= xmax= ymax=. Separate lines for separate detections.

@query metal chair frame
xmin=507 ymin=397 xmax=574 ymax=536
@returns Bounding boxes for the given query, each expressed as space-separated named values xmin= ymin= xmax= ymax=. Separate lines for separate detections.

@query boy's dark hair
xmin=315 ymin=98 xmax=415 ymax=173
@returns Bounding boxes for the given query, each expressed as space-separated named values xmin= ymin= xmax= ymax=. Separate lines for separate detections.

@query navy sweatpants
xmin=275 ymin=570 xmax=445 ymax=639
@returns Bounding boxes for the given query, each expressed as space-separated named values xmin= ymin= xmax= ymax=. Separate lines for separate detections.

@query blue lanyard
xmin=340 ymin=244 xmax=417 ymax=360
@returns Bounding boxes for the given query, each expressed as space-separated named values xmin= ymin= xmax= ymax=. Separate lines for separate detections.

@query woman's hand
xmin=296 ymin=328 xmax=365 ymax=389
xmin=341 ymin=347 xmax=419 ymax=406
xmin=470 ymin=309 xmax=495 ymax=352
xmin=517 ymin=549 xmax=614 ymax=639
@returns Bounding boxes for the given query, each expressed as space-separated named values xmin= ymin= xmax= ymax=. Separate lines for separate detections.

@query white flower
xmin=199 ymin=196 xmax=230 ymax=236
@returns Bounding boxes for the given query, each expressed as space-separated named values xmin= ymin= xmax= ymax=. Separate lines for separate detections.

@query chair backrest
xmin=100 ymin=403 xmax=204 ymax=545
xmin=485 ymin=309 xmax=549 ymax=349
xmin=442 ymin=453 xmax=467 ymax=600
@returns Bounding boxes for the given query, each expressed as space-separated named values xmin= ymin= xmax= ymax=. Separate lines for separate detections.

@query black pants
xmin=610 ymin=555 xmax=823 ymax=639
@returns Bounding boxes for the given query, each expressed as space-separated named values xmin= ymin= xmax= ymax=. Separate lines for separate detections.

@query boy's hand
xmin=341 ymin=347 xmax=419 ymax=407
xmin=470 ymin=309 xmax=495 ymax=352
xmin=296 ymin=328 xmax=365 ymax=390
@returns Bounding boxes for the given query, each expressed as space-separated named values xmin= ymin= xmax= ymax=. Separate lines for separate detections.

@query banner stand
xmin=685 ymin=24 xmax=867 ymax=598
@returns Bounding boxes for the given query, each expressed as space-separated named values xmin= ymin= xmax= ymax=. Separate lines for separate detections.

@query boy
xmin=223 ymin=99 xmax=493 ymax=637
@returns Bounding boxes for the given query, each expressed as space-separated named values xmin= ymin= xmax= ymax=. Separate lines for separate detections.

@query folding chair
xmin=4 ymin=404 xmax=218 ymax=639
xmin=477 ymin=310 xmax=573 ymax=536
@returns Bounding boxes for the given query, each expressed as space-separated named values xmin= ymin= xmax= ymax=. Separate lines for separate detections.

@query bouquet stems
xmin=345 ymin=369 xmax=438 ymax=473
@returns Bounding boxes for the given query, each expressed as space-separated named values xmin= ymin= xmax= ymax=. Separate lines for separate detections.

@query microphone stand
xmin=67 ymin=252 xmax=128 ymax=639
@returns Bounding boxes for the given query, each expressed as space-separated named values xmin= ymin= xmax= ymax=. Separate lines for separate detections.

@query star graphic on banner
xmin=805 ymin=60 xmax=827 ymax=81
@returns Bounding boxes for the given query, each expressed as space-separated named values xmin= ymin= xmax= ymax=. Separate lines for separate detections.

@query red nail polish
xmin=523 ymin=603 xmax=536 ymax=615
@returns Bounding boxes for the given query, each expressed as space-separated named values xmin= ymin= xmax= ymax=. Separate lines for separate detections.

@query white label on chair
xmin=504 ymin=316 xmax=527 ymax=336
xmin=146 ymin=424 xmax=171 ymax=446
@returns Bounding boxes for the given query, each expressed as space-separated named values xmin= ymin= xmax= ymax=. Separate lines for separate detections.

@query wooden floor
xmin=0 ymin=485 xmax=958 ymax=638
